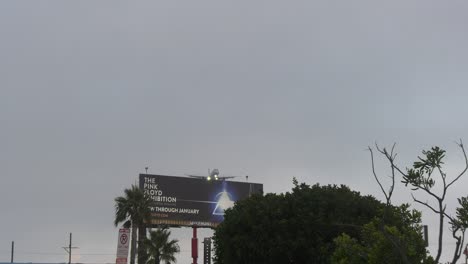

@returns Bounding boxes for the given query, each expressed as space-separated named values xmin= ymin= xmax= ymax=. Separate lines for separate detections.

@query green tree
xmin=143 ymin=228 xmax=180 ymax=264
xmin=371 ymin=141 xmax=468 ymax=263
xmin=331 ymin=204 xmax=433 ymax=264
xmin=114 ymin=185 xmax=152 ymax=264
xmin=213 ymin=182 xmax=386 ymax=264
xmin=448 ymin=196 xmax=468 ymax=264
xmin=331 ymin=234 xmax=366 ymax=264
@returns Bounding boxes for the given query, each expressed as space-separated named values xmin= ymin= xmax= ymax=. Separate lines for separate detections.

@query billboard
xmin=139 ymin=174 xmax=263 ymax=227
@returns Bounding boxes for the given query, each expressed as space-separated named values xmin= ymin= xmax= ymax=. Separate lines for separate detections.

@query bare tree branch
xmin=369 ymin=143 xmax=411 ymax=264
xmin=447 ymin=139 xmax=468 ymax=189
xmin=368 ymin=146 xmax=390 ymax=204
xmin=419 ymin=185 xmax=443 ymax=204
xmin=412 ymin=194 xmax=440 ymax=214
xmin=438 ymin=166 xmax=448 ymax=200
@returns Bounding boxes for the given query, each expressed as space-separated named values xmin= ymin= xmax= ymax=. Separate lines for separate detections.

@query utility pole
xmin=68 ymin=233 xmax=72 ymax=264
xmin=63 ymin=233 xmax=78 ymax=264
xmin=11 ymin=241 xmax=14 ymax=263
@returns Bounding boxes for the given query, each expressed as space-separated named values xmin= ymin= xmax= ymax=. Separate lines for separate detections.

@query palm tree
xmin=143 ymin=228 xmax=180 ymax=264
xmin=114 ymin=185 xmax=152 ymax=264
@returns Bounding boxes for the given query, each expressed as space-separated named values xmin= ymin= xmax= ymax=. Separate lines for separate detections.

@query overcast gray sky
xmin=2 ymin=1 xmax=468 ymax=263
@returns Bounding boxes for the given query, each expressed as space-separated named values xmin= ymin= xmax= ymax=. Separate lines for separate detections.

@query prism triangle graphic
xmin=212 ymin=191 xmax=235 ymax=215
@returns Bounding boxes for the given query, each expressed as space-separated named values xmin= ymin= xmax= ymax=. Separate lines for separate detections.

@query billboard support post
xmin=192 ymin=226 xmax=198 ymax=264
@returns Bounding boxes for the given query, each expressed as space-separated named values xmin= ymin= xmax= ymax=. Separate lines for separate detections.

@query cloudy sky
xmin=2 ymin=1 xmax=468 ymax=263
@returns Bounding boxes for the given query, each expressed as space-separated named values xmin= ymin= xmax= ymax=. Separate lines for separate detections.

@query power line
xmin=0 ymin=251 xmax=117 ymax=256
xmin=6 ymin=252 xmax=66 ymax=256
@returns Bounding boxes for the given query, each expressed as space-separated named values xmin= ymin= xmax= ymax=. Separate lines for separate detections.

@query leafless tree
xmin=368 ymin=143 xmax=410 ymax=264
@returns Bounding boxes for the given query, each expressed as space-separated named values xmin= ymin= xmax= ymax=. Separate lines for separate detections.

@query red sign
xmin=120 ymin=233 xmax=128 ymax=245
xmin=116 ymin=228 xmax=131 ymax=264
xmin=464 ymin=246 xmax=468 ymax=256
xmin=116 ymin=258 xmax=127 ymax=264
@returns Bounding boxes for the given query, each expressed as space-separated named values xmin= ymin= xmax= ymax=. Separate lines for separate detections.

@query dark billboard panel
xmin=139 ymin=174 xmax=263 ymax=227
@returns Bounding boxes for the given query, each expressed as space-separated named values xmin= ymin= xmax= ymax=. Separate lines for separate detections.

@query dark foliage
xmin=213 ymin=182 xmax=386 ymax=264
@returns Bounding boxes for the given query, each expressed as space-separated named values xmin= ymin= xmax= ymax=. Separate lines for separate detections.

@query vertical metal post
xmin=203 ymin=238 xmax=211 ymax=264
xmin=192 ymin=226 xmax=198 ymax=264
xmin=69 ymin=233 xmax=72 ymax=264
xmin=423 ymin=225 xmax=428 ymax=247
xmin=11 ymin=241 xmax=14 ymax=263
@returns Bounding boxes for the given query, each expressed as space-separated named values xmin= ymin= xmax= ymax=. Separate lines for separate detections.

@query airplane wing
xmin=218 ymin=176 xmax=238 ymax=180
xmin=186 ymin=174 xmax=207 ymax=180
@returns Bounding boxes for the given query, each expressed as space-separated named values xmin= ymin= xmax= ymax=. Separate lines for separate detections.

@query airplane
xmin=186 ymin=169 xmax=238 ymax=181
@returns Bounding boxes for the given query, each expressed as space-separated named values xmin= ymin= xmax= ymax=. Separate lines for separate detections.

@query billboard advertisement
xmin=139 ymin=174 xmax=263 ymax=227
